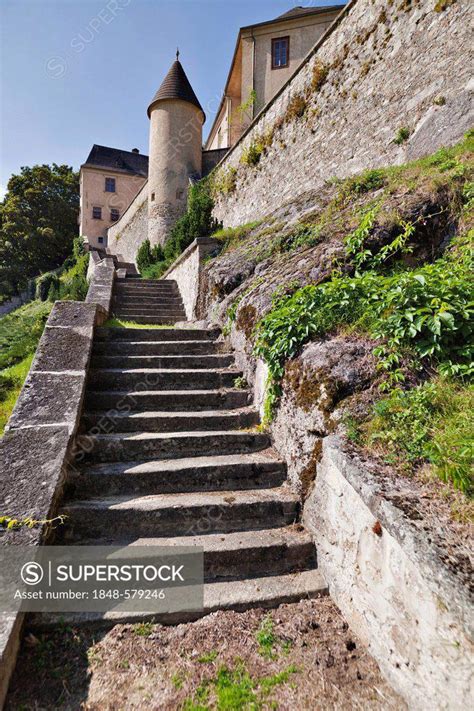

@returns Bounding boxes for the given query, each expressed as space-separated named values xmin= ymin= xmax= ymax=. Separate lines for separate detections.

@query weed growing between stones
xmin=0 ymin=514 xmax=67 ymax=530
xmin=393 ymin=126 xmax=411 ymax=144
xmin=311 ymin=60 xmax=329 ymax=92
xmin=434 ymin=0 xmax=457 ymax=11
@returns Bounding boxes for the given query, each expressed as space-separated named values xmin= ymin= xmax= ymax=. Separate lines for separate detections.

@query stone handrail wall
xmin=211 ymin=0 xmax=472 ymax=227
xmin=0 ymin=264 xmax=116 ymax=706
xmin=162 ymin=237 xmax=219 ymax=320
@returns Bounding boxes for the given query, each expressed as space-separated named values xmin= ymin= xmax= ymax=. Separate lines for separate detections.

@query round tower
xmin=147 ymin=53 xmax=205 ymax=247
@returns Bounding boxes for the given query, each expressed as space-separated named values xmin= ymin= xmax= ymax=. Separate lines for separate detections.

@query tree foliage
xmin=0 ymin=164 xmax=79 ymax=295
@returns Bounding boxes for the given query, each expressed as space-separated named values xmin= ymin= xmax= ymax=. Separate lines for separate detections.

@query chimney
xmin=132 ymin=148 xmax=139 ymax=153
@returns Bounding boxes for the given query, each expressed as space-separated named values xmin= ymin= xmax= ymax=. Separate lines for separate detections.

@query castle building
xmin=79 ymin=5 xmax=344 ymax=251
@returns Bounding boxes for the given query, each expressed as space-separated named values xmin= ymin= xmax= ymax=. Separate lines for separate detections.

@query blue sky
xmin=0 ymin=0 xmax=341 ymax=197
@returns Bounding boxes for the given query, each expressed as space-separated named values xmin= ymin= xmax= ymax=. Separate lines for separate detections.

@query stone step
xmin=75 ymin=430 xmax=271 ymax=463
xmin=94 ymin=328 xmax=219 ymax=342
xmin=62 ymin=528 xmax=316 ymax=581
xmin=112 ymin=308 xmax=187 ymax=318
xmin=113 ymin=296 xmax=184 ymax=306
xmin=61 ymin=487 xmax=300 ymax=539
xmin=90 ymin=354 xmax=235 ymax=369
xmin=110 ymin=315 xmax=182 ymax=325
xmin=82 ymin=407 xmax=259 ymax=433
xmin=116 ymin=262 xmax=139 ymax=274
xmin=113 ymin=302 xmax=184 ymax=310
xmin=114 ymin=280 xmax=178 ymax=287
xmin=69 ymin=451 xmax=286 ymax=496
xmin=84 ymin=388 xmax=251 ymax=412
xmin=30 ymin=569 xmax=328 ymax=629
xmin=87 ymin=368 xmax=242 ymax=391
xmin=115 ymin=279 xmax=177 ymax=286
xmin=113 ymin=290 xmax=180 ymax=300
xmin=92 ymin=340 xmax=225 ymax=356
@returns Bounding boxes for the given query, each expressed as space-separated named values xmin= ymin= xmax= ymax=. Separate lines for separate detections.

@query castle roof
xmin=275 ymin=6 xmax=344 ymax=21
xmin=147 ymin=59 xmax=205 ymax=120
xmin=82 ymin=145 xmax=149 ymax=176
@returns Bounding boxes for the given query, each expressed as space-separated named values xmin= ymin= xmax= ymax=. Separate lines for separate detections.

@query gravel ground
xmin=7 ymin=597 xmax=404 ymax=710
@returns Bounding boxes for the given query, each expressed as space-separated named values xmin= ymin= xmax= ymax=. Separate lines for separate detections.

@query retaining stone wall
xmin=107 ymin=183 xmax=148 ymax=264
xmin=304 ymin=436 xmax=473 ymax=709
xmin=212 ymin=0 xmax=473 ymax=227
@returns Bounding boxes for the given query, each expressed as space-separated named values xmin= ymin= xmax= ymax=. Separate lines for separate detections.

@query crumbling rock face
xmin=272 ymin=337 xmax=377 ymax=494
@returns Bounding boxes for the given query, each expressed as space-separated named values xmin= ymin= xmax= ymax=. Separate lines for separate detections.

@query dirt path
xmin=7 ymin=598 xmax=404 ymax=710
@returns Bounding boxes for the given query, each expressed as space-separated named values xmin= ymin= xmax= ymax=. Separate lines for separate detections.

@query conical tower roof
xmin=147 ymin=58 xmax=205 ymax=120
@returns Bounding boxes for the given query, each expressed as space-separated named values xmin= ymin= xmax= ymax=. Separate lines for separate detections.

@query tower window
xmin=272 ymin=37 xmax=289 ymax=69
xmin=110 ymin=208 xmax=120 ymax=222
xmin=92 ymin=206 xmax=102 ymax=219
xmin=105 ymin=177 xmax=116 ymax=192
xmin=151 ymin=192 xmax=155 ymax=201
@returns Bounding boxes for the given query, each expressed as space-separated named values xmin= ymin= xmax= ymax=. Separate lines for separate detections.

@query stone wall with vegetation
xmin=211 ymin=0 xmax=472 ymax=227
xmin=198 ymin=129 xmax=473 ymax=707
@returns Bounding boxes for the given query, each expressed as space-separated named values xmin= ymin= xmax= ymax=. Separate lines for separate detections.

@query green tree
xmin=0 ymin=164 xmax=79 ymax=295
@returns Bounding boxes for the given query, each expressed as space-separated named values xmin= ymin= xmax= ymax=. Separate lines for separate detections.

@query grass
xmin=360 ymin=380 xmax=474 ymax=496
xmin=0 ymin=354 xmax=34 ymax=434
xmin=255 ymin=616 xmax=278 ymax=659
xmin=132 ymin=622 xmax=154 ymax=637
xmin=0 ymin=300 xmax=52 ymax=369
xmin=0 ymin=300 xmax=52 ymax=435
xmin=104 ymin=318 xmax=175 ymax=329
xmin=211 ymin=222 xmax=261 ymax=253
xmin=182 ymin=659 xmax=299 ymax=710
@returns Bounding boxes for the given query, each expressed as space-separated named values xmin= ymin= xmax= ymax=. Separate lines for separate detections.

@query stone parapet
xmin=0 ymin=269 xmax=116 ymax=705
xmin=162 ymin=237 xmax=219 ymax=320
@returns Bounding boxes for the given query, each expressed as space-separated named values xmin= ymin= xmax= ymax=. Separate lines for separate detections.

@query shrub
xmin=137 ymin=239 xmax=153 ymax=272
xmin=58 ymin=251 xmax=89 ymax=301
xmin=35 ymin=271 xmax=60 ymax=301
xmin=163 ymin=178 xmax=220 ymax=263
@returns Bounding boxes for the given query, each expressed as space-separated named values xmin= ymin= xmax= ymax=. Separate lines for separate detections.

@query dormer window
xmin=272 ymin=37 xmax=289 ymax=69
xmin=105 ymin=177 xmax=116 ymax=192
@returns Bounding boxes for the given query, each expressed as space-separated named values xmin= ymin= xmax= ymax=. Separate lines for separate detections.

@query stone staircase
xmin=50 ymin=276 xmax=327 ymax=625
xmin=112 ymin=277 xmax=186 ymax=324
